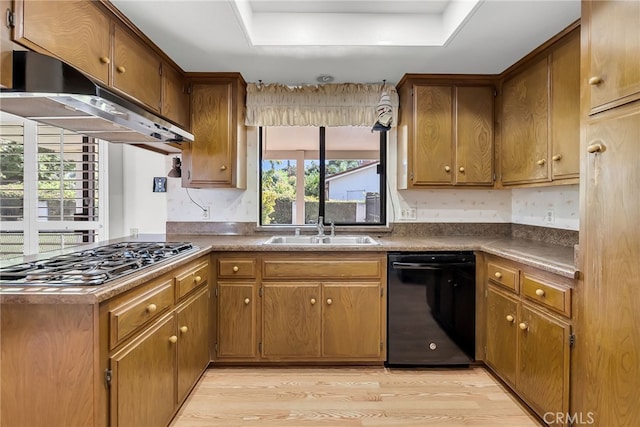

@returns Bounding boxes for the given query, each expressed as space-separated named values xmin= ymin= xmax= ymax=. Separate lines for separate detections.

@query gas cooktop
xmin=0 ymin=242 xmax=198 ymax=286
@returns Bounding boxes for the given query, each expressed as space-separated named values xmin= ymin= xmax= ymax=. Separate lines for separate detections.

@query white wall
xmin=108 ymin=144 xmax=169 ymax=238
xmin=161 ymin=128 xmax=580 ymax=230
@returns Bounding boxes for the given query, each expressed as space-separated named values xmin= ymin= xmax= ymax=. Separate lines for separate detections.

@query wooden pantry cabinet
xmin=213 ymin=252 xmax=387 ymax=363
xmin=484 ymin=256 xmax=573 ymax=425
xmin=397 ymin=76 xmax=495 ymax=188
xmin=181 ymin=74 xmax=247 ymax=189
xmin=573 ymin=3 xmax=640 ymax=423
xmin=500 ymin=25 xmax=580 ymax=186
xmin=584 ymin=0 xmax=640 ymax=113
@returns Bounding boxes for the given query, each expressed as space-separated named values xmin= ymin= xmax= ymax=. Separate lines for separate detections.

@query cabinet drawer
xmin=522 ymin=274 xmax=571 ymax=317
xmin=176 ymin=261 xmax=209 ymax=300
xmin=218 ymin=258 xmax=256 ymax=278
xmin=487 ymin=262 xmax=519 ymax=292
xmin=109 ymin=280 xmax=174 ymax=349
xmin=263 ymin=259 xmax=382 ymax=279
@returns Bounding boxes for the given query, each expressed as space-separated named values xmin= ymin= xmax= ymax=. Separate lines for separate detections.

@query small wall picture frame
xmin=153 ymin=177 xmax=167 ymax=192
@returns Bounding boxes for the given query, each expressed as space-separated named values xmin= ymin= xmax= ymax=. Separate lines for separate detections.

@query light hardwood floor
xmin=170 ymin=366 xmax=542 ymax=426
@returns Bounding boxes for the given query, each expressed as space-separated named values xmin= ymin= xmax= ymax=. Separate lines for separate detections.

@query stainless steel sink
xmin=263 ymin=235 xmax=379 ymax=246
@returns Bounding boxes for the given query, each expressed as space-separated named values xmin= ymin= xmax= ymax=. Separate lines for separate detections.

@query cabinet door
xmin=455 ymin=86 xmax=494 ymax=185
xmin=217 ymin=282 xmax=258 ymax=358
xmin=176 ymin=287 xmax=209 ymax=404
xmin=575 ymin=105 xmax=640 ymax=425
xmin=110 ymin=314 xmax=176 ymax=427
xmin=501 ymin=57 xmax=549 ymax=184
xmin=586 ymin=0 xmax=640 ymax=111
xmin=411 ymin=85 xmax=453 ymax=185
xmin=550 ymin=29 xmax=580 ymax=180
xmin=162 ymin=62 xmax=190 ymax=129
xmin=485 ymin=286 xmax=518 ymax=386
xmin=322 ymin=282 xmax=382 ymax=358
xmin=113 ymin=24 xmax=162 ymax=112
xmin=262 ymin=283 xmax=321 ymax=358
xmin=517 ymin=304 xmax=570 ymax=418
xmin=185 ymin=82 xmax=234 ymax=186
xmin=17 ymin=0 xmax=111 ymax=83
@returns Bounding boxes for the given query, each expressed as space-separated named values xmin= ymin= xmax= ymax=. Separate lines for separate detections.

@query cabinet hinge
xmin=380 ymin=342 xmax=383 ymax=351
xmin=5 ymin=9 xmax=15 ymax=28
xmin=493 ymin=173 xmax=496 ymax=182
xmin=259 ymin=342 xmax=262 ymax=353
xmin=158 ymin=64 xmax=162 ymax=76
xmin=215 ymin=342 xmax=218 ymax=352
xmin=493 ymin=89 xmax=497 ymax=97
xmin=187 ymin=84 xmax=192 ymax=94
xmin=215 ymin=287 xmax=218 ymax=297
xmin=380 ymin=287 xmax=384 ymax=297
xmin=569 ymin=334 xmax=576 ymax=348
xmin=259 ymin=287 xmax=263 ymax=297
xmin=104 ymin=369 xmax=112 ymax=388
xmin=484 ymin=289 xmax=488 ymax=298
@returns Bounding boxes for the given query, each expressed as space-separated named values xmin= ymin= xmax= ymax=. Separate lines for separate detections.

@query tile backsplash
xmin=511 ymin=185 xmax=579 ymax=231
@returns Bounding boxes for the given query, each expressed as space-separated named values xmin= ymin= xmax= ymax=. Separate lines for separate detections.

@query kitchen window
xmin=0 ymin=114 xmax=106 ymax=259
xmin=259 ymin=126 xmax=386 ymax=226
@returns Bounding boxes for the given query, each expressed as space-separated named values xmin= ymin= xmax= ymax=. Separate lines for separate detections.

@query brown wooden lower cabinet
xmin=103 ymin=256 xmax=210 ymax=427
xmin=213 ymin=252 xmax=387 ymax=363
xmin=110 ymin=313 xmax=177 ymax=427
xmin=217 ymin=281 xmax=259 ymax=358
xmin=262 ymin=282 xmax=322 ymax=358
xmin=484 ymin=256 xmax=573 ymax=425
xmin=176 ymin=287 xmax=211 ymax=404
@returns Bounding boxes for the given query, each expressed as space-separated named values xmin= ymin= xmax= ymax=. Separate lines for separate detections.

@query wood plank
xmin=170 ymin=367 xmax=541 ymax=426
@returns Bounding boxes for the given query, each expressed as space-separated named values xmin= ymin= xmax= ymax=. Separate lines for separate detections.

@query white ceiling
xmin=110 ymin=0 xmax=581 ymax=86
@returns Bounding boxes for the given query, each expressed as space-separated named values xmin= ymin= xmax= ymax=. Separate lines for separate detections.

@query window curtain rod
xmin=245 ymin=82 xmax=399 ymax=127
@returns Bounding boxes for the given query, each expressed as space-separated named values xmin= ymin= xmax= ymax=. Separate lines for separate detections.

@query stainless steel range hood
xmin=0 ymin=51 xmax=194 ymax=148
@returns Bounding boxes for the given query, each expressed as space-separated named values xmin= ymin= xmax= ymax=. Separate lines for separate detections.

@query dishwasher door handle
xmin=392 ymin=262 xmax=472 ymax=270
xmin=392 ymin=262 xmax=441 ymax=270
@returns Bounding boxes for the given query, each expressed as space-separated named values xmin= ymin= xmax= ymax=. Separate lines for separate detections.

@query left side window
xmin=0 ymin=114 xmax=105 ymax=259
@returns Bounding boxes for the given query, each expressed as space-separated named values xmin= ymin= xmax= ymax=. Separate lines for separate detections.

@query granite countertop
xmin=169 ymin=233 xmax=577 ymax=278
xmin=0 ymin=233 xmax=578 ymax=304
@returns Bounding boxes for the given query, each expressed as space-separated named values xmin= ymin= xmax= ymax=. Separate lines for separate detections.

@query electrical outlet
xmin=544 ymin=209 xmax=555 ymax=225
xmin=202 ymin=205 xmax=211 ymax=219
xmin=400 ymin=207 xmax=417 ymax=220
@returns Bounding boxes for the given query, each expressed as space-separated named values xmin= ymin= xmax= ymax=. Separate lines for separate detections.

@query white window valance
xmin=245 ymin=83 xmax=399 ymax=127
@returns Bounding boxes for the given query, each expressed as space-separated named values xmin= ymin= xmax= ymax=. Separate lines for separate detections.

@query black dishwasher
xmin=387 ymin=252 xmax=476 ymax=366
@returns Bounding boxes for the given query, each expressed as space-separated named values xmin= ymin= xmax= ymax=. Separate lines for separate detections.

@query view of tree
xmin=0 ymin=140 xmax=79 ymax=219
xmin=261 ymin=159 xmax=370 ymax=224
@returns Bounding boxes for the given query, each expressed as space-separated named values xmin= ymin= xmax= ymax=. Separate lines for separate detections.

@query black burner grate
xmin=0 ymin=242 xmax=197 ymax=286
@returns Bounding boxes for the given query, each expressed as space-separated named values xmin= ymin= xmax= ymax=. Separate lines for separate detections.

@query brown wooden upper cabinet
xmin=162 ymin=62 xmax=191 ymax=129
xmin=397 ymin=77 xmax=495 ymax=188
xmin=15 ymin=0 xmax=111 ymax=84
xmin=112 ymin=23 xmax=162 ymax=113
xmin=585 ymin=0 xmax=640 ymax=113
xmin=500 ymin=27 xmax=580 ymax=186
xmin=182 ymin=75 xmax=247 ymax=188
xmin=12 ymin=0 xmax=189 ymax=128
